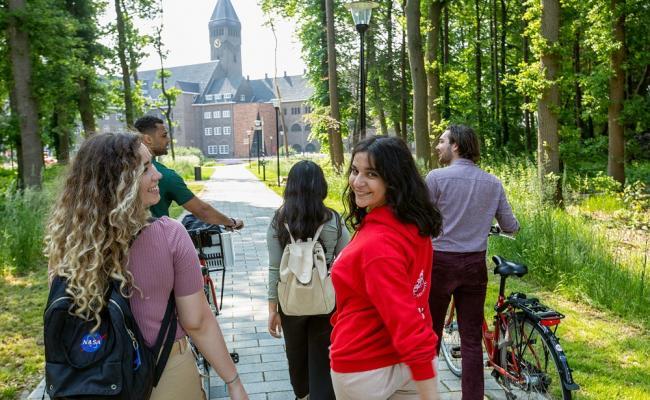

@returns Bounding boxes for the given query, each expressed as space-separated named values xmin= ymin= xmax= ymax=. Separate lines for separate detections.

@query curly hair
xmin=45 ymin=132 xmax=150 ymax=331
xmin=343 ymin=136 xmax=442 ymax=238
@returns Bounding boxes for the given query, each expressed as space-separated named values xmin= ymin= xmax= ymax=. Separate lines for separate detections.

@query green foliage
xmin=158 ymin=155 xmax=200 ymax=181
xmin=0 ymin=188 xmax=49 ymax=275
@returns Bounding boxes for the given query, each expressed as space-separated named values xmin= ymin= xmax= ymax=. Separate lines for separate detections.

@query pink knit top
xmin=128 ymin=217 xmax=203 ymax=347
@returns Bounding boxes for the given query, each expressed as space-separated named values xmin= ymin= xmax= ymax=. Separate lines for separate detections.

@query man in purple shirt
xmin=426 ymin=125 xmax=518 ymax=400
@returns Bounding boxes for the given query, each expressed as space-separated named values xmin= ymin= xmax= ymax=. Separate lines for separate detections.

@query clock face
xmin=214 ymin=39 xmax=222 ymax=48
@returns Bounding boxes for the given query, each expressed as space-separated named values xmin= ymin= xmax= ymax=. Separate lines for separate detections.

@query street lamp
xmin=254 ymin=114 xmax=262 ymax=173
xmin=345 ymin=1 xmax=378 ymax=140
xmin=272 ymin=98 xmax=281 ymax=186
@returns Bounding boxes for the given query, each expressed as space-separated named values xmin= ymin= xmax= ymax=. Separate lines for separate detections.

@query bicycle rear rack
xmin=507 ymin=293 xmax=565 ymax=326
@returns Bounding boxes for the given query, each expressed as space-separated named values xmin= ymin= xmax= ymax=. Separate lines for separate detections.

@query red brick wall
xmin=233 ymin=103 xmax=278 ymax=158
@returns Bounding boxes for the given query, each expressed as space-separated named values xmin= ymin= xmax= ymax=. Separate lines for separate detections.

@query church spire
xmin=210 ymin=0 xmax=240 ymax=24
xmin=208 ymin=0 xmax=242 ymax=79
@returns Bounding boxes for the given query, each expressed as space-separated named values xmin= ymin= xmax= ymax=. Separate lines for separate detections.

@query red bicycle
xmin=440 ymin=226 xmax=579 ymax=400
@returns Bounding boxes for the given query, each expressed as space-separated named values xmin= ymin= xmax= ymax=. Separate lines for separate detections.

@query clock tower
xmin=209 ymin=0 xmax=242 ymax=80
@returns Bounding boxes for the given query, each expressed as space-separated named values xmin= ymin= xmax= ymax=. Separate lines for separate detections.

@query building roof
xmin=210 ymin=0 xmax=240 ymax=24
xmin=249 ymin=75 xmax=312 ymax=103
xmin=138 ymin=61 xmax=218 ymax=99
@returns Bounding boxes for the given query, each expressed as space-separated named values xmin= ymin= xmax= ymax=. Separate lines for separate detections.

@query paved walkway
xmin=28 ymin=163 xmax=506 ymax=400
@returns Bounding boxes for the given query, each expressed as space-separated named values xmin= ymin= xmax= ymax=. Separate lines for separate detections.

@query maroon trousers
xmin=429 ymin=251 xmax=487 ymax=400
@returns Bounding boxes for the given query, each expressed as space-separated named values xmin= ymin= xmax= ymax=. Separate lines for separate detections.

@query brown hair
xmin=447 ymin=124 xmax=480 ymax=163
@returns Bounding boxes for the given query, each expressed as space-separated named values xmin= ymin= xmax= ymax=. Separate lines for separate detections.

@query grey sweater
xmin=266 ymin=211 xmax=350 ymax=301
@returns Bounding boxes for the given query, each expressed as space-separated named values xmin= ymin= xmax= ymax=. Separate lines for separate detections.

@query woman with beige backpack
xmin=266 ymin=160 xmax=350 ymax=400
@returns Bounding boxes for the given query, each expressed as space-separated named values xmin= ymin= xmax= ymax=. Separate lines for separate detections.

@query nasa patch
xmin=80 ymin=332 xmax=106 ymax=353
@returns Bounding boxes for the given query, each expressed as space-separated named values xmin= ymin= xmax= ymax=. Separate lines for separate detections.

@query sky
xmin=102 ymin=0 xmax=306 ymax=79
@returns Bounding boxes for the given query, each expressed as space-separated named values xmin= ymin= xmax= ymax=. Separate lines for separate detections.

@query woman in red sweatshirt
xmin=330 ymin=136 xmax=443 ymax=400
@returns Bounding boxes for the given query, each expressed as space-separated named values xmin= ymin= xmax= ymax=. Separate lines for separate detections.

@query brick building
xmin=98 ymin=0 xmax=318 ymax=158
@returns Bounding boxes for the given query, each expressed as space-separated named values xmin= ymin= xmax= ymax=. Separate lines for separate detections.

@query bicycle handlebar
xmin=489 ymin=224 xmax=515 ymax=240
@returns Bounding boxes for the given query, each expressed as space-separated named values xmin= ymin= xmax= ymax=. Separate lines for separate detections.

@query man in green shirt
xmin=135 ymin=116 xmax=244 ymax=230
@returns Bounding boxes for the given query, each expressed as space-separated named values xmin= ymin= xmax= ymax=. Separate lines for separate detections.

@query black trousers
xmin=279 ymin=308 xmax=335 ymax=400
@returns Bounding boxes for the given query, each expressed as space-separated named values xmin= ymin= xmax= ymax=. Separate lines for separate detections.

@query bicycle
xmin=439 ymin=226 xmax=579 ymax=400
xmin=185 ymin=221 xmax=240 ymax=398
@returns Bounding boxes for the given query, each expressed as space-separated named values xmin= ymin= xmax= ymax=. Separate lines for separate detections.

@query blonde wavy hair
xmin=45 ymin=132 xmax=150 ymax=330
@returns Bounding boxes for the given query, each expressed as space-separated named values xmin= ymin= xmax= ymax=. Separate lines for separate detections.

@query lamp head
xmin=345 ymin=1 xmax=379 ymax=28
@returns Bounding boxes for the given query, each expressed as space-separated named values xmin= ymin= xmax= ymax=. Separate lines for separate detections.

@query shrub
xmin=0 ymin=188 xmax=49 ymax=275
xmin=158 ymin=155 xmax=201 ymax=180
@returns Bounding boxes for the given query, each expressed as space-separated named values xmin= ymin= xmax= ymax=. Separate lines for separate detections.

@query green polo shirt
xmin=150 ymin=160 xmax=195 ymax=217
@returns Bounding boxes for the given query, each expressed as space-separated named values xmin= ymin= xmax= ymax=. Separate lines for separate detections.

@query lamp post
xmin=345 ymin=1 xmax=378 ymax=140
xmin=272 ymin=98 xmax=282 ymax=186
xmin=254 ymin=113 xmax=262 ymax=173
xmin=246 ymin=129 xmax=252 ymax=166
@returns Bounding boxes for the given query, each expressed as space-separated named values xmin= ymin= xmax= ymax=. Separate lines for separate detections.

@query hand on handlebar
xmin=225 ymin=218 xmax=244 ymax=232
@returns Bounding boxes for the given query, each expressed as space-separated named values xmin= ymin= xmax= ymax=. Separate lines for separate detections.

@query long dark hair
xmin=272 ymin=160 xmax=332 ymax=248
xmin=343 ymin=136 xmax=442 ymax=238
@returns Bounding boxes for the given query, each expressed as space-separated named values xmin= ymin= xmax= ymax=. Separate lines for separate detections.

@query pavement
xmin=27 ymin=163 xmax=507 ymax=400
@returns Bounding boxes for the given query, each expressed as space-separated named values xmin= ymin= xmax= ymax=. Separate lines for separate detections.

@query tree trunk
xmin=474 ymin=0 xmax=483 ymax=137
xmin=52 ymin=106 xmax=71 ymax=164
xmin=78 ymin=77 xmax=96 ymax=135
xmin=115 ymin=0 xmax=134 ymax=128
xmin=442 ymin=2 xmax=450 ymax=119
xmin=426 ymin=0 xmax=443 ymax=135
xmin=490 ymin=0 xmax=500 ymax=145
xmin=523 ymin=28 xmax=533 ymax=152
xmin=500 ymin=0 xmax=508 ymax=145
xmin=7 ymin=0 xmax=43 ymax=189
xmin=368 ymin=29 xmax=388 ymax=136
xmin=537 ymin=0 xmax=562 ymax=203
xmin=573 ymin=32 xmax=587 ymax=140
xmin=406 ymin=0 xmax=431 ymax=167
xmin=400 ymin=0 xmax=409 ymax=143
xmin=325 ymin=0 xmax=344 ymax=169
xmin=608 ymin=0 xmax=625 ymax=184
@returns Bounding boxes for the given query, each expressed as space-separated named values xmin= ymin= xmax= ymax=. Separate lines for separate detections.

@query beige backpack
xmin=277 ymin=223 xmax=335 ymax=316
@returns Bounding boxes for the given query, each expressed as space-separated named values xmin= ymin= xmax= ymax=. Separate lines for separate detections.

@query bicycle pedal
xmin=230 ymin=352 xmax=239 ymax=363
xmin=451 ymin=346 xmax=462 ymax=358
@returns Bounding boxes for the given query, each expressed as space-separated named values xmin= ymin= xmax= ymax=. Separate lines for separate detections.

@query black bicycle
xmin=184 ymin=219 xmax=239 ymax=398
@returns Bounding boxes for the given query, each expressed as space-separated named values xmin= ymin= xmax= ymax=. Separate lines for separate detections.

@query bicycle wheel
xmin=440 ymin=302 xmax=463 ymax=377
xmin=499 ymin=314 xmax=572 ymax=400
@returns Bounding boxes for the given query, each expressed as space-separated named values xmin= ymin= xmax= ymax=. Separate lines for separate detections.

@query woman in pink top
xmin=45 ymin=132 xmax=248 ymax=400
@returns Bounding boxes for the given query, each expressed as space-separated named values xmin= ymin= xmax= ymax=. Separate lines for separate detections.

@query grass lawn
xmin=0 ymin=270 xmax=49 ymax=400
xmin=168 ymin=180 xmax=209 ymax=220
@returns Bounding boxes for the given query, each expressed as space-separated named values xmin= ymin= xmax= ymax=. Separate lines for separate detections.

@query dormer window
xmin=240 ymin=95 xmax=245 ymax=101
xmin=206 ymin=94 xmax=214 ymax=101
xmin=224 ymin=93 xmax=232 ymax=100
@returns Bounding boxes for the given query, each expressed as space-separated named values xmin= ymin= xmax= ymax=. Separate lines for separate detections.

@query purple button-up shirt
xmin=426 ymin=158 xmax=519 ymax=252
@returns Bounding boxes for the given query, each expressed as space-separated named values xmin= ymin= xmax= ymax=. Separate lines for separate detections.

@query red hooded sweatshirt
xmin=330 ymin=205 xmax=438 ymax=381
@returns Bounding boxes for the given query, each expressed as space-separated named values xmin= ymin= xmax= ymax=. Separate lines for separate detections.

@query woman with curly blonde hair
xmin=45 ymin=132 xmax=248 ymax=400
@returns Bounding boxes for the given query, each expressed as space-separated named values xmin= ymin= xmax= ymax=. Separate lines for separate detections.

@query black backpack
xmin=43 ymin=276 xmax=177 ymax=399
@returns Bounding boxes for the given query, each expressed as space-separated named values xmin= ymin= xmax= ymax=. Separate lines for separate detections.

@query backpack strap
xmin=312 ymin=224 xmax=325 ymax=242
xmin=283 ymin=223 xmax=296 ymax=244
xmin=151 ymin=292 xmax=177 ymax=386
xmin=334 ymin=211 xmax=342 ymax=242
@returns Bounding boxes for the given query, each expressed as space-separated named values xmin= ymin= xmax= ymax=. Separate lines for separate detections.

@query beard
xmin=438 ymin=149 xmax=452 ymax=165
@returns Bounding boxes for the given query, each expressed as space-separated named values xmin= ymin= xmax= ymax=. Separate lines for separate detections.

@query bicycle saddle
xmin=492 ymin=255 xmax=528 ymax=277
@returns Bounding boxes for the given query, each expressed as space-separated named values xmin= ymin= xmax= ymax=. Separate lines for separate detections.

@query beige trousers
xmin=150 ymin=337 xmax=206 ymax=400
xmin=331 ymin=360 xmax=438 ymax=400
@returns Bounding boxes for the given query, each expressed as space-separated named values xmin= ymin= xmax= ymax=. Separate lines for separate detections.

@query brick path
xmin=27 ymin=162 xmax=507 ymax=400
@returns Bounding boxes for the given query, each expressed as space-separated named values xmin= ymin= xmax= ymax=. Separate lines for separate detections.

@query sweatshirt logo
xmin=412 ymin=270 xmax=427 ymax=298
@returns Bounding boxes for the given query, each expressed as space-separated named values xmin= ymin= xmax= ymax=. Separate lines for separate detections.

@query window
xmin=222 ymin=110 xmax=231 ymax=118
xmin=216 ymin=27 xmax=224 ymax=36
xmin=205 ymin=94 xmax=213 ymax=101
xmin=204 ymin=111 xmax=212 ymax=119
xmin=283 ymin=108 xmax=287 ymax=115
xmin=204 ymin=127 xmax=212 ymax=136
xmin=207 ymin=145 xmax=218 ymax=155
xmin=291 ymin=107 xmax=301 ymax=115
xmin=223 ymin=126 xmax=232 ymax=135
xmin=304 ymin=105 xmax=312 ymax=114
xmin=240 ymin=95 xmax=245 ymax=101
xmin=218 ymin=145 xmax=229 ymax=154
xmin=243 ymin=138 xmax=249 ymax=145
xmin=224 ymin=93 xmax=232 ymax=100
xmin=214 ymin=127 xmax=222 ymax=135
xmin=213 ymin=110 xmax=221 ymax=119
